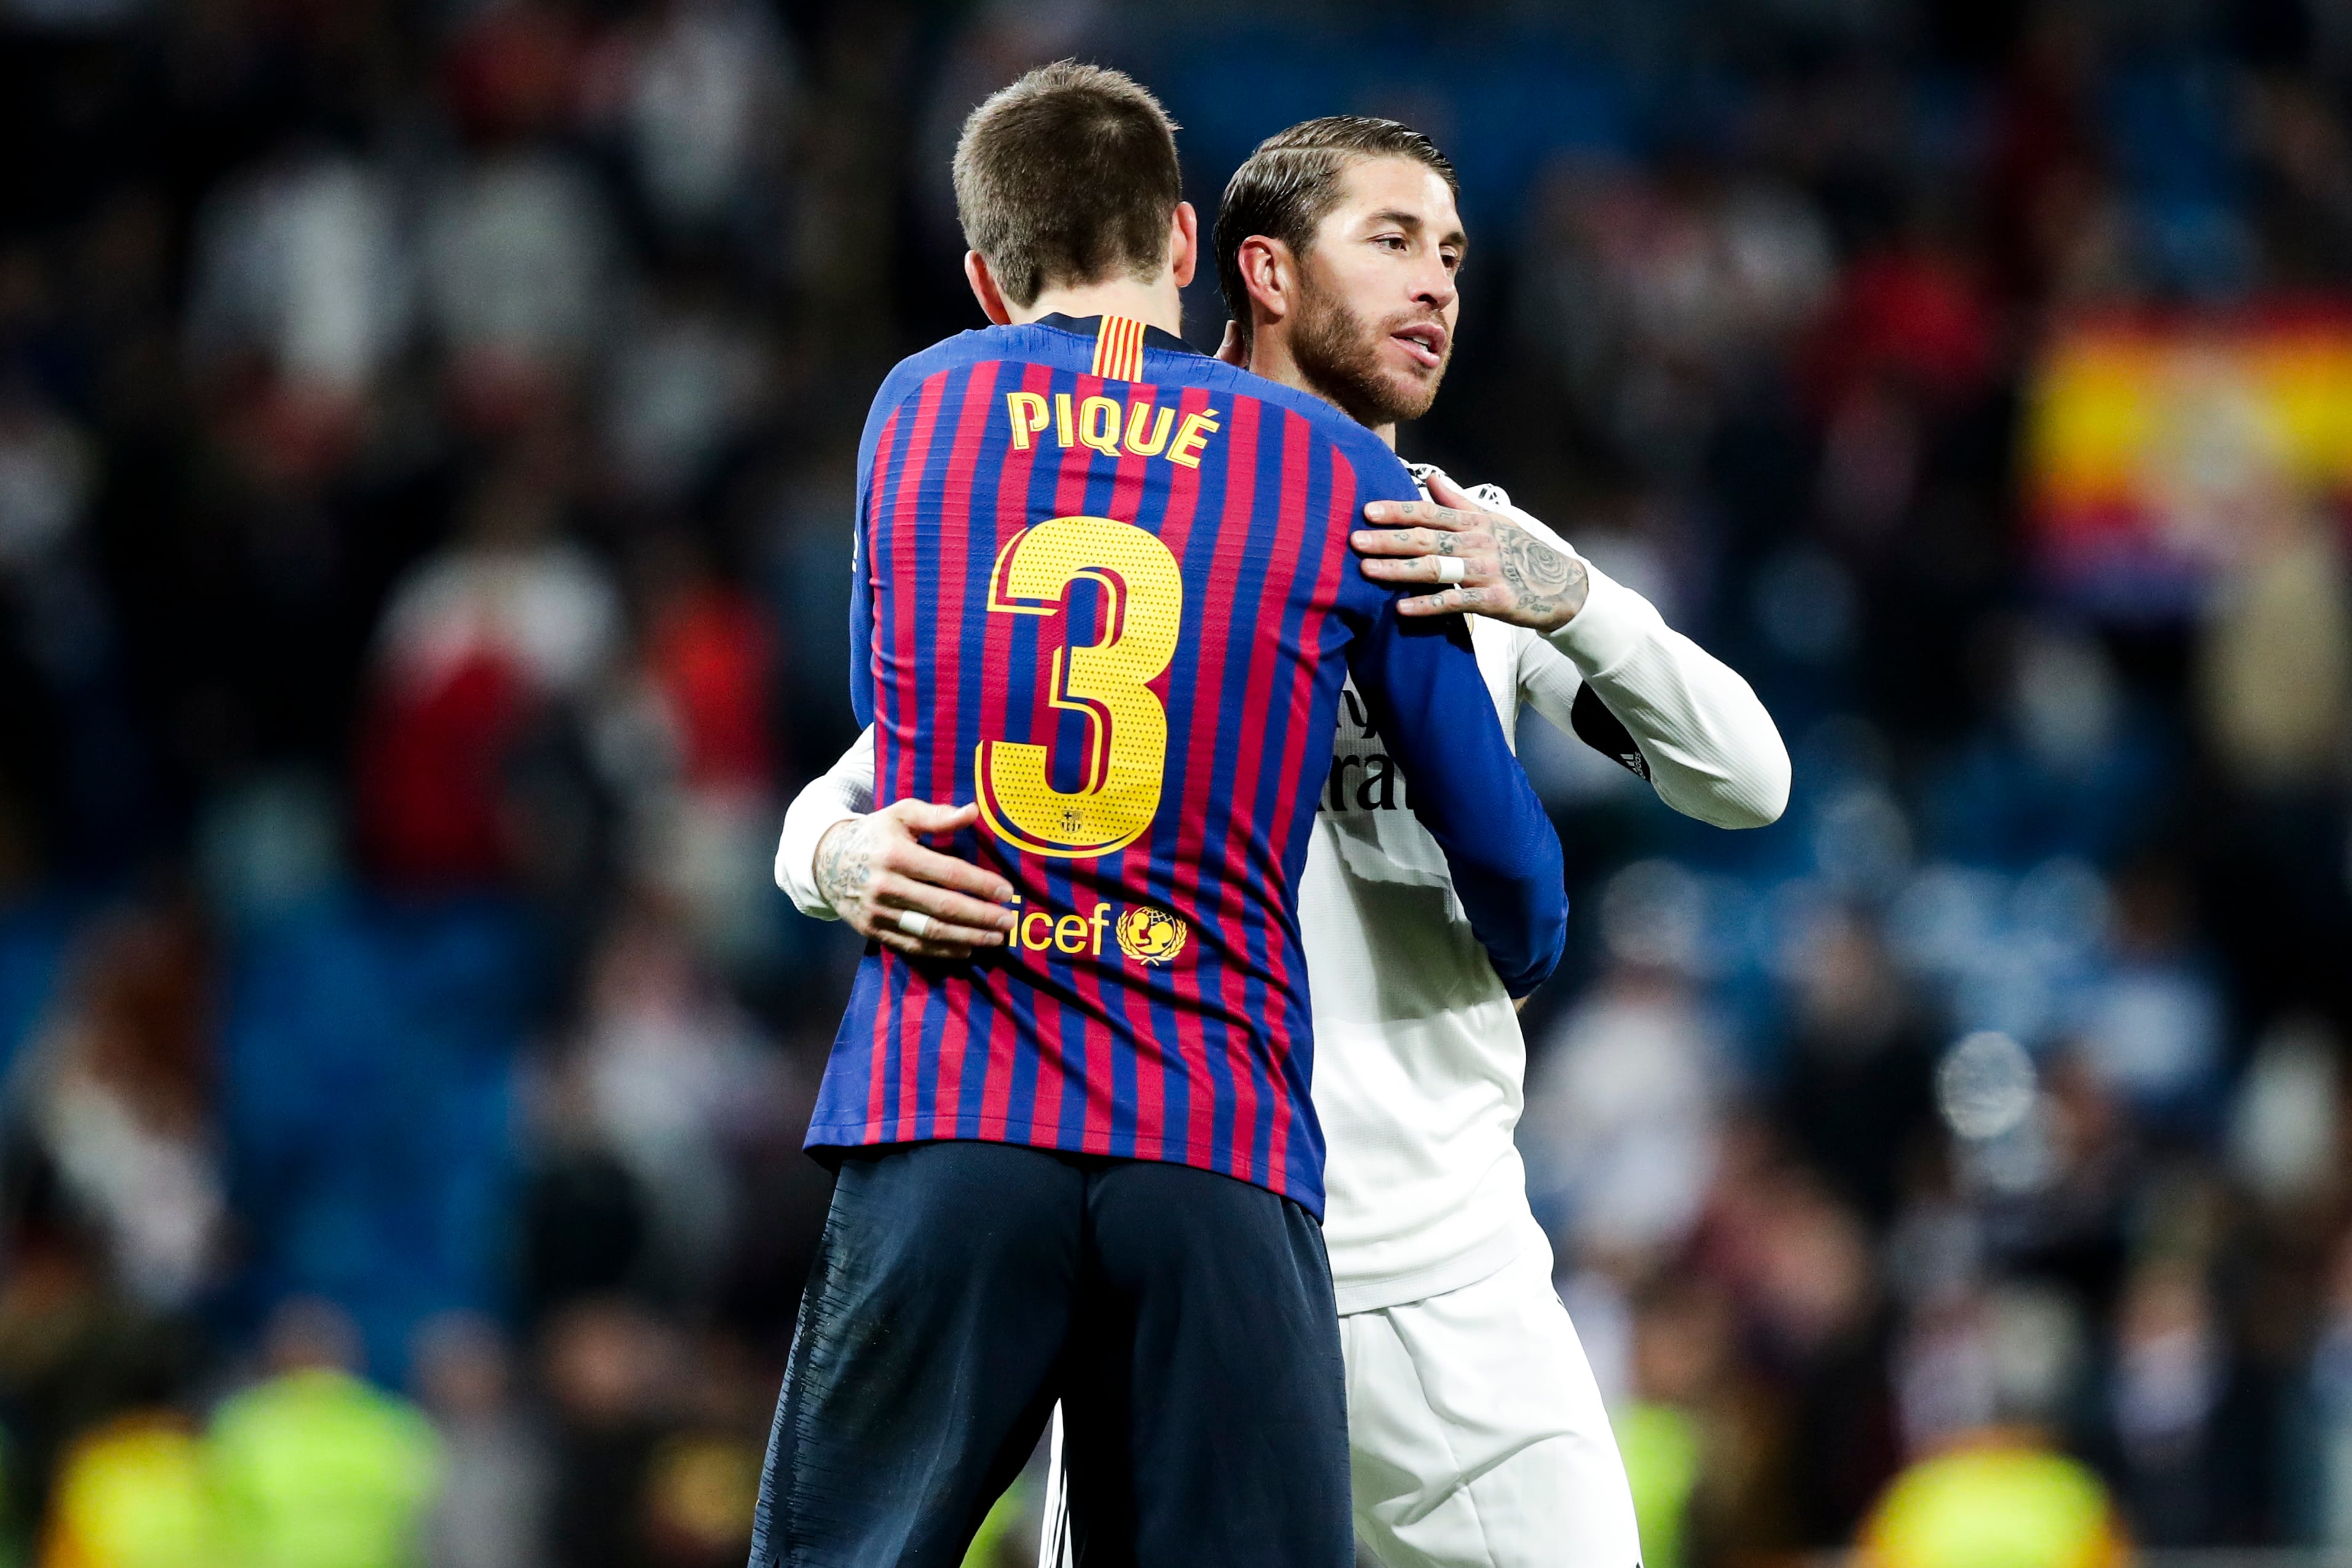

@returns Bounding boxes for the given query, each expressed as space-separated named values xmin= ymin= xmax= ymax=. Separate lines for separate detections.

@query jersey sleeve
xmin=848 ymin=352 xmax=941 ymax=729
xmin=1334 ymin=445 xmax=1568 ymax=998
xmin=849 ymin=517 xmax=873 ymax=728
xmin=1527 ymin=542 xmax=1790 ymax=830
xmin=1476 ymin=495 xmax=1786 ymax=827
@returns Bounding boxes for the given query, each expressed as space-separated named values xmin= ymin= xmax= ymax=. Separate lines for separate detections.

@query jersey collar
xmin=1035 ymin=312 xmax=1202 ymax=357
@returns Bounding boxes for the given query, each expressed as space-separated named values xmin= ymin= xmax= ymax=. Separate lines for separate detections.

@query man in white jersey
xmin=775 ymin=118 xmax=1788 ymax=1568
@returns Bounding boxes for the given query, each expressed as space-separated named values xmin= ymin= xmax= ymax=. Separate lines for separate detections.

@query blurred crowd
xmin=0 ymin=0 xmax=2350 ymax=1564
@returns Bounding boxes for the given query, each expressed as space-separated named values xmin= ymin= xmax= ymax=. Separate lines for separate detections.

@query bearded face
xmin=1289 ymin=259 xmax=1454 ymax=428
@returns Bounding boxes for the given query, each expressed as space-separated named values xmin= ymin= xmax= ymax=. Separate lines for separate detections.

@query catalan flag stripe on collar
xmin=1090 ymin=314 xmax=1146 ymax=381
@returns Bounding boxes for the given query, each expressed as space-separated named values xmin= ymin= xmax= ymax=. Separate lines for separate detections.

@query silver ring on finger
xmin=897 ymin=909 xmax=935 ymax=940
xmin=1433 ymin=556 xmax=1468 ymax=585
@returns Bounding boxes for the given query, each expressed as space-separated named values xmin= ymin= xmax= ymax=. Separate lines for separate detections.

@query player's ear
xmin=964 ymin=250 xmax=1015 ymax=326
xmin=1238 ymin=235 xmax=1291 ymax=329
xmin=1168 ymin=201 xmax=1199 ymax=289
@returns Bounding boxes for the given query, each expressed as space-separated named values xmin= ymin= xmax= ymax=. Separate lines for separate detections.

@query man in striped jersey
xmin=780 ymin=118 xmax=1790 ymax=1568
xmin=751 ymin=68 xmax=1568 ymax=1568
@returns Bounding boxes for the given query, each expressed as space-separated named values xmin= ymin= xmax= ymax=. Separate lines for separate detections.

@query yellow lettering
xmin=1124 ymin=402 xmax=1173 ymax=457
xmin=1054 ymin=392 xmax=1075 ymax=448
xmin=1022 ymin=911 xmax=1052 ymax=950
xmin=1078 ymin=396 xmax=1123 ymax=457
xmin=1167 ymin=410 xmax=1222 ymax=469
xmin=1090 ymin=903 xmax=1112 ymax=956
xmin=1055 ymin=914 xmax=1087 ymax=953
xmin=1005 ymin=392 xmax=1050 ymax=450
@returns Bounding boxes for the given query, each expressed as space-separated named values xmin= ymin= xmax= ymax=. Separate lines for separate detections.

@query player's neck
xmin=1246 ymin=329 xmax=1400 ymax=449
xmin=1012 ymin=276 xmax=1184 ymax=339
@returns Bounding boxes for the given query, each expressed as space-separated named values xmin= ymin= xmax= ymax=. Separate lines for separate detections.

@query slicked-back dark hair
xmin=952 ymin=61 xmax=1183 ymax=309
xmin=1214 ymin=117 xmax=1460 ymax=345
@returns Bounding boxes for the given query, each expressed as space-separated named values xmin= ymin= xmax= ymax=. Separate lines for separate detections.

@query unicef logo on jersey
xmin=1002 ymin=897 xmax=1190 ymax=967
xmin=1114 ymin=905 xmax=1189 ymax=966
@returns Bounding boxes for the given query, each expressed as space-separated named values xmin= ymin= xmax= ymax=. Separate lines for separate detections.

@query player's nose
xmin=1410 ymin=258 xmax=1457 ymax=316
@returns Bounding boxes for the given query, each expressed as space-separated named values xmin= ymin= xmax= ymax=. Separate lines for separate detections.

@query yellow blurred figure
xmin=41 ymin=1414 xmax=215 ymax=1568
xmin=1612 ymin=1402 xmax=1702 ymax=1568
xmin=958 ymin=1476 xmax=1030 ymax=1568
xmin=208 ymin=1366 xmax=441 ymax=1568
xmin=207 ymin=1300 xmax=440 ymax=1568
xmin=1856 ymin=1434 xmax=2129 ymax=1568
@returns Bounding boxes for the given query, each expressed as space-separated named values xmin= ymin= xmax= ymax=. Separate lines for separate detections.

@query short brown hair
xmin=951 ymin=61 xmax=1183 ymax=310
xmin=1214 ymin=117 xmax=1460 ymax=345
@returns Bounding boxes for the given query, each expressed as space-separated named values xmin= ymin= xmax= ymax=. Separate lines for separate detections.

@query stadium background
xmin=2 ymin=0 xmax=2351 ymax=1562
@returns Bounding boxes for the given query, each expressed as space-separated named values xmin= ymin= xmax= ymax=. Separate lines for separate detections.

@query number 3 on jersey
xmin=976 ymin=516 xmax=1183 ymax=858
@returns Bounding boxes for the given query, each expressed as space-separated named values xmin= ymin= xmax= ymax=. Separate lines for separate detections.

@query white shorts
xmin=1342 ymin=1224 xmax=1641 ymax=1568
xmin=1039 ymin=1225 xmax=1640 ymax=1568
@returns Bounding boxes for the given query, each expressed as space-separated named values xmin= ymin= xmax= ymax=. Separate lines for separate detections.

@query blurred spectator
xmin=1515 ymin=158 xmax=1834 ymax=480
xmin=354 ymin=449 xmax=619 ymax=889
xmin=540 ymin=1299 xmax=673 ymax=1568
xmin=421 ymin=142 xmax=615 ymax=431
xmin=1980 ymin=12 xmax=2104 ymax=304
xmin=1857 ymin=1283 xmax=2126 ymax=1568
xmin=1610 ymin=1275 xmax=1758 ymax=1568
xmin=414 ymin=1313 xmax=547 ymax=1568
xmin=518 ymin=1086 xmax=650 ymax=1327
xmin=0 ymin=1161 xmax=191 ymax=1557
xmin=208 ymin=1297 xmax=441 ymax=1568
xmin=638 ymin=1432 xmax=759 ymax=1567
xmin=1922 ymin=623 xmax=2167 ymax=870
xmin=639 ymin=1329 xmax=767 ymax=1568
xmin=182 ymin=144 xmax=409 ymax=480
xmin=2229 ymin=1016 xmax=2340 ymax=1210
xmin=2196 ymin=492 xmax=2352 ymax=793
xmin=601 ymin=286 xmax=769 ymax=503
xmin=1522 ymin=951 xmax=1724 ymax=1262
xmin=591 ymin=0 xmax=799 ymax=247
xmin=423 ymin=3 xmax=618 ymax=436
xmin=1981 ymin=1047 xmax=2138 ymax=1313
xmin=608 ymin=539 xmax=782 ymax=970
xmin=1719 ymin=1166 xmax=1900 ymax=1542
xmin=2307 ymin=1229 xmax=2352 ymax=1548
xmin=2246 ymin=78 xmax=2352 ymax=286
xmin=2100 ymin=1256 xmax=2257 ymax=1546
xmin=0 ymin=375 xmax=148 ymax=881
xmin=2073 ymin=861 xmax=2225 ymax=1122
xmin=1774 ymin=906 xmax=1938 ymax=1225
xmin=40 ymin=1407 xmax=215 ymax=1568
xmin=0 ymin=383 xmax=90 ymax=570
xmin=23 ymin=903 xmax=220 ymax=1308
xmin=561 ymin=905 xmax=777 ymax=1302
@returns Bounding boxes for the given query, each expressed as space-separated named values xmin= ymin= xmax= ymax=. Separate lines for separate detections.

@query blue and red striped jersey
xmin=810 ymin=313 xmax=1565 ymax=1212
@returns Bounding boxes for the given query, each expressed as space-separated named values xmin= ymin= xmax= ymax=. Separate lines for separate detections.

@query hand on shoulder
xmin=1352 ymin=470 xmax=1591 ymax=633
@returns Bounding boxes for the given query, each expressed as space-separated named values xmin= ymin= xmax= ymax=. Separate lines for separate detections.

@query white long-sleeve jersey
xmin=776 ymin=471 xmax=1788 ymax=1312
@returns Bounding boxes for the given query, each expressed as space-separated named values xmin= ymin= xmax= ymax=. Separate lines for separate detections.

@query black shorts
xmin=749 ymin=1140 xmax=1351 ymax=1568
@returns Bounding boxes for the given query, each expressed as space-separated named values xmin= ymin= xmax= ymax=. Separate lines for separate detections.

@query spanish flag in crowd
xmin=2028 ymin=300 xmax=2352 ymax=608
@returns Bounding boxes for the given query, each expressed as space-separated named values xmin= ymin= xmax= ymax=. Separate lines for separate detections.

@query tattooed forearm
xmin=1495 ymin=524 xmax=1588 ymax=629
xmin=815 ymin=822 xmax=874 ymax=910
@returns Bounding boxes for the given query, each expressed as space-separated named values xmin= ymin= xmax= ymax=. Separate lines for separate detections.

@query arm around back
xmin=775 ymin=724 xmax=878 ymax=918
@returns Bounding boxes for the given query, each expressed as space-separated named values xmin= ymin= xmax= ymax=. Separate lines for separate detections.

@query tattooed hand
xmin=1352 ymin=470 xmax=1591 ymax=633
xmin=814 ymin=799 xmax=1017 ymax=959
